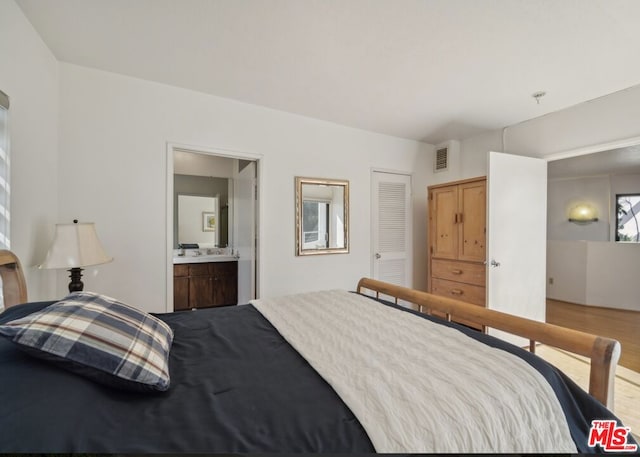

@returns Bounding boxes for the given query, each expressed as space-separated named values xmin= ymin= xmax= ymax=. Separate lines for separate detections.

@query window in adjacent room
xmin=0 ymin=90 xmax=9 ymax=250
xmin=616 ymin=194 xmax=640 ymax=242
xmin=302 ymin=200 xmax=329 ymax=249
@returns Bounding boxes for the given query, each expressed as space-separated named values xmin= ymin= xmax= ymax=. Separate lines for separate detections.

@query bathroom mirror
xmin=295 ymin=177 xmax=349 ymax=255
xmin=177 ymin=194 xmax=221 ymax=247
xmin=174 ymin=174 xmax=231 ymax=248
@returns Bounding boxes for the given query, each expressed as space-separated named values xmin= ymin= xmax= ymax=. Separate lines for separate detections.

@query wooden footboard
xmin=357 ymin=277 xmax=621 ymax=410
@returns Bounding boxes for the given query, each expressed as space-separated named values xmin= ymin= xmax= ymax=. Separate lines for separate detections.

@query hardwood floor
xmin=546 ymin=299 xmax=640 ymax=373
xmin=536 ymin=345 xmax=640 ymax=441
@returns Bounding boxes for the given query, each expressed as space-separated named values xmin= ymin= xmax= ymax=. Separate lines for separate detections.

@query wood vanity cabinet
xmin=173 ymin=265 xmax=190 ymax=311
xmin=173 ymin=261 xmax=238 ymax=311
xmin=428 ymin=177 xmax=486 ymax=329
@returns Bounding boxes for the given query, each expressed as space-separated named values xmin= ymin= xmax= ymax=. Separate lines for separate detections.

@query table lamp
xmin=39 ymin=220 xmax=113 ymax=292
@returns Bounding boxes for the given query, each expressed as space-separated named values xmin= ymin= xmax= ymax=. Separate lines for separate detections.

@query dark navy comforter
xmin=0 ymin=297 xmax=635 ymax=453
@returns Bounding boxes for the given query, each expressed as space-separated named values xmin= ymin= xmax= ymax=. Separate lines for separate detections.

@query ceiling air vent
xmin=434 ymin=146 xmax=449 ymax=172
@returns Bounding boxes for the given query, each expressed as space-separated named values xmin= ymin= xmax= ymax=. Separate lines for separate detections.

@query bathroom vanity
xmin=173 ymin=255 xmax=238 ymax=310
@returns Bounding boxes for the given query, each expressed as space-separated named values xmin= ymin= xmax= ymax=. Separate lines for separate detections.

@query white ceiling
xmin=15 ymin=0 xmax=640 ymax=144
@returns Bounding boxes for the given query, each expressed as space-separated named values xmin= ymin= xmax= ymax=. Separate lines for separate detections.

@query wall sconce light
xmin=568 ymin=203 xmax=598 ymax=224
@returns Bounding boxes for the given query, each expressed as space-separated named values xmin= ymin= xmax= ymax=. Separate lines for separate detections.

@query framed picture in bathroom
xmin=202 ymin=212 xmax=216 ymax=232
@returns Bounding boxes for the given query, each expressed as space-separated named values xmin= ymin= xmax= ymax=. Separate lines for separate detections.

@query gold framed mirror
xmin=295 ymin=177 xmax=349 ymax=256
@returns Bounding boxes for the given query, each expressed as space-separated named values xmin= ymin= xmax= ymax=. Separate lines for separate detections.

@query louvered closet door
xmin=372 ymin=171 xmax=412 ymax=288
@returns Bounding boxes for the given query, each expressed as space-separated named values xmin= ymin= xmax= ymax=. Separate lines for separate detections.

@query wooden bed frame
xmin=0 ymin=249 xmax=619 ymax=410
xmin=357 ymin=277 xmax=620 ymax=410
xmin=0 ymin=250 xmax=27 ymax=308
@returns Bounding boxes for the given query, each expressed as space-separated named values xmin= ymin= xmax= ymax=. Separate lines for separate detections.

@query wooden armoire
xmin=427 ymin=176 xmax=486 ymax=328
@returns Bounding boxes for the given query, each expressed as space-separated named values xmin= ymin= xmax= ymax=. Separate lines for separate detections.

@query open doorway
xmin=166 ymin=144 xmax=260 ymax=311
xmin=545 ymin=139 xmax=640 ymax=375
xmin=546 ymin=142 xmax=640 ymax=309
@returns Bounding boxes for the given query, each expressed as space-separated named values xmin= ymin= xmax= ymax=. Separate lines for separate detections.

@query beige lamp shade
xmin=39 ymin=222 xmax=113 ymax=269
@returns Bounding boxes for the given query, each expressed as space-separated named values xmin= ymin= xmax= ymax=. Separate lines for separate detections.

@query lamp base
xmin=68 ymin=267 xmax=84 ymax=292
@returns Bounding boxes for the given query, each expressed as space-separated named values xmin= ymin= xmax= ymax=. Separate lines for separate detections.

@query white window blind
xmin=0 ymin=90 xmax=10 ymax=250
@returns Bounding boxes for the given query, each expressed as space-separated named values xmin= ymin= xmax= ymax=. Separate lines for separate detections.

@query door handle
xmin=490 ymin=259 xmax=501 ymax=267
xmin=375 ymin=253 xmax=381 ymax=259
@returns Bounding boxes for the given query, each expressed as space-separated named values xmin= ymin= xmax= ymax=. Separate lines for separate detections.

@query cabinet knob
xmin=450 ymin=289 xmax=463 ymax=296
xmin=451 ymin=269 xmax=462 ymax=275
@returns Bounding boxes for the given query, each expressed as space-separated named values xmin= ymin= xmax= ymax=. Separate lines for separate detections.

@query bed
xmin=0 ymin=250 xmax=636 ymax=453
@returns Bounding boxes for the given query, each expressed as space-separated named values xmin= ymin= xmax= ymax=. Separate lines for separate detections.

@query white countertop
xmin=173 ymin=255 xmax=238 ymax=264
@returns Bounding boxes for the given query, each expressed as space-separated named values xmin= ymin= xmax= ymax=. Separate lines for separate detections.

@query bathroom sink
xmin=173 ymin=254 xmax=238 ymax=264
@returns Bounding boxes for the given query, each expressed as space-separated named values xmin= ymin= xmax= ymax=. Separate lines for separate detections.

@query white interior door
xmin=234 ymin=161 xmax=256 ymax=303
xmin=487 ymin=151 xmax=547 ymax=345
xmin=371 ymin=171 xmax=412 ymax=288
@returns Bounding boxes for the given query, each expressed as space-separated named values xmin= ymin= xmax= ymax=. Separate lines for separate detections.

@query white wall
xmin=586 ymin=242 xmax=640 ymax=311
xmin=613 ymin=173 xmax=640 ymax=194
xmin=0 ymin=1 xmax=59 ymax=301
xmin=547 ymin=173 xmax=640 ymax=242
xmin=58 ymin=63 xmax=428 ymax=312
xmin=174 ymin=149 xmax=235 ymax=178
xmin=547 ymin=240 xmax=640 ymax=311
xmin=546 ymin=240 xmax=587 ymax=304
xmin=546 ymin=173 xmax=640 ymax=309
xmin=547 ymin=176 xmax=611 ymax=241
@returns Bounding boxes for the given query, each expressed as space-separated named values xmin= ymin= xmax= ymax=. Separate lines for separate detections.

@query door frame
xmin=166 ymin=142 xmax=263 ymax=312
xmin=370 ymin=168 xmax=413 ymax=287
xmin=543 ymin=135 xmax=640 ymax=162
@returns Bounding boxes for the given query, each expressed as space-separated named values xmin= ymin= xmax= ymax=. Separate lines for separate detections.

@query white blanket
xmin=250 ymin=290 xmax=577 ymax=453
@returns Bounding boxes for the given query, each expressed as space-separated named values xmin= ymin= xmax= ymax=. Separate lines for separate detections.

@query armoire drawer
xmin=430 ymin=278 xmax=486 ymax=306
xmin=431 ymin=259 xmax=485 ymax=287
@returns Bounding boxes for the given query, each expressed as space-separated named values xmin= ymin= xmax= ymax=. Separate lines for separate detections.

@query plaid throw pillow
xmin=0 ymin=291 xmax=173 ymax=392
